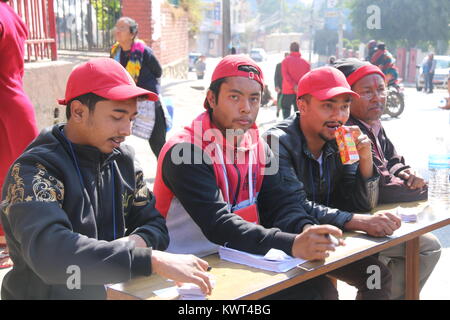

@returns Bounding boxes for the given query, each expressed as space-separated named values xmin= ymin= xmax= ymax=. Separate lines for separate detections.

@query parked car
xmin=416 ymin=55 xmax=450 ymax=91
xmin=249 ymin=48 xmax=267 ymax=62
xmin=188 ymin=52 xmax=202 ymax=71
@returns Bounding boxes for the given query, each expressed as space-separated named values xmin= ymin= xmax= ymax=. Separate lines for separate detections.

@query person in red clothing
xmin=154 ymin=54 xmax=348 ymax=300
xmin=280 ymin=42 xmax=311 ymax=119
xmin=0 ymin=0 xmax=39 ymax=268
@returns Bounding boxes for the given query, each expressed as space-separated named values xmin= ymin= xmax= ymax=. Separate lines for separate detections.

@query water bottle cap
xmin=428 ymin=153 xmax=450 ymax=168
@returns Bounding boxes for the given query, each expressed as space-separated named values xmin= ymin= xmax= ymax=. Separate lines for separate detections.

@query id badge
xmin=234 ymin=203 xmax=259 ymax=224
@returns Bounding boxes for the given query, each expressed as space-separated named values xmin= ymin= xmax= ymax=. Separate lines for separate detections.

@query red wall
xmin=122 ymin=0 xmax=153 ymax=47
xmin=121 ymin=0 xmax=188 ymax=66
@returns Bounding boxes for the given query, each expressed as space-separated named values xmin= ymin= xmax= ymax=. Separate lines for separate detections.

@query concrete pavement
xmin=1 ymin=73 xmax=449 ymax=299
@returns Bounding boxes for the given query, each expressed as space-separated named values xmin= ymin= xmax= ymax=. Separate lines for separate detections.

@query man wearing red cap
xmin=334 ymin=58 xmax=441 ymax=299
xmin=280 ymin=42 xmax=311 ymax=119
xmin=264 ymin=66 xmax=400 ymax=299
xmin=0 ymin=58 xmax=213 ymax=299
xmin=154 ymin=55 xmax=348 ymax=299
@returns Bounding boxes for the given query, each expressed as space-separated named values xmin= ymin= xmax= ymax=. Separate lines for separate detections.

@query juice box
xmin=335 ymin=127 xmax=359 ymax=164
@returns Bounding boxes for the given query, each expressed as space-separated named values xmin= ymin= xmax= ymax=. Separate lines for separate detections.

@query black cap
xmin=333 ymin=58 xmax=385 ymax=86
xmin=333 ymin=58 xmax=372 ymax=78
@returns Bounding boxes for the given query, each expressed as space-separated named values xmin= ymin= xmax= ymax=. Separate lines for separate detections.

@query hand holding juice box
xmin=335 ymin=126 xmax=359 ymax=165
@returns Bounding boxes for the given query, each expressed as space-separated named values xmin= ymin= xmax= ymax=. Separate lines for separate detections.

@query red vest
xmin=154 ymin=112 xmax=267 ymax=223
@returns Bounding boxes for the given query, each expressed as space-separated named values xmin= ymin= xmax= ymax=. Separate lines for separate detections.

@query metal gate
xmin=8 ymin=0 xmax=58 ymax=61
xmin=54 ymin=0 xmax=122 ymax=52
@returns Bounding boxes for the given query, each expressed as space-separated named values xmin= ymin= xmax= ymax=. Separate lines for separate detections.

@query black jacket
xmin=346 ymin=116 xmax=427 ymax=203
xmin=119 ymin=46 xmax=162 ymax=94
xmin=264 ymin=113 xmax=380 ymax=226
xmin=0 ymin=124 xmax=168 ymax=299
xmin=160 ymin=142 xmax=317 ymax=256
xmin=274 ymin=62 xmax=283 ymax=90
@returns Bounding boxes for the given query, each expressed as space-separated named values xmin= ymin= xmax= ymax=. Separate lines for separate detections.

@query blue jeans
xmin=425 ymin=72 xmax=434 ymax=92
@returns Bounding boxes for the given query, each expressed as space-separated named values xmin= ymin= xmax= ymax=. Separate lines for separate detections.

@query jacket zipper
xmin=96 ymin=163 xmax=103 ymax=234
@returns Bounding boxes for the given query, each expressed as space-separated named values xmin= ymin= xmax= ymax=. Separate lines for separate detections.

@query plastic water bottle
xmin=428 ymin=137 xmax=450 ymax=210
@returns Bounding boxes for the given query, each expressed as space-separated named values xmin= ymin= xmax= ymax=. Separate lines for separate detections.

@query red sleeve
xmin=0 ymin=22 xmax=4 ymax=39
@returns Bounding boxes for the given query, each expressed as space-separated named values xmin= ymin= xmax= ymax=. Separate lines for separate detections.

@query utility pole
xmin=222 ymin=0 xmax=231 ymax=57
xmin=308 ymin=0 xmax=315 ymax=63
xmin=337 ymin=9 xmax=343 ymax=58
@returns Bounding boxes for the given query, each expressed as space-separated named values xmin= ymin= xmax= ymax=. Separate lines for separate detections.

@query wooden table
xmin=107 ymin=201 xmax=450 ymax=300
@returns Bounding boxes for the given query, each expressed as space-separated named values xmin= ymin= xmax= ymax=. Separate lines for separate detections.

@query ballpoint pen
xmin=326 ymin=234 xmax=340 ymax=247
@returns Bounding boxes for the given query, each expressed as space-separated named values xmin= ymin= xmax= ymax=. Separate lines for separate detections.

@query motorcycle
xmin=384 ymin=79 xmax=405 ymax=118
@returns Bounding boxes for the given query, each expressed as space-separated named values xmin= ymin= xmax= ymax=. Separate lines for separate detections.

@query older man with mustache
xmin=334 ymin=58 xmax=441 ymax=300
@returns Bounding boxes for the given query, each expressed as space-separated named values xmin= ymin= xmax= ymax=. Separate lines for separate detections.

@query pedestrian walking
xmin=281 ymin=42 xmax=310 ymax=119
xmin=195 ymin=55 xmax=206 ymax=80
xmin=424 ymin=53 xmax=436 ymax=94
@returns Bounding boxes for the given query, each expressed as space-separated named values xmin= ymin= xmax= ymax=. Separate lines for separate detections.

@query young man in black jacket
xmin=0 ymin=58 xmax=212 ymax=300
xmin=264 ymin=66 xmax=400 ymax=299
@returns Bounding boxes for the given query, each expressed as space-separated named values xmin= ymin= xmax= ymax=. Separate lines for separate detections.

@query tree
xmin=256 ymin=0 xmax=309 ymax=34
xmin=167 ymin=0 xmax=203 ymax=37
xmin=179 ymin=0 xmax=203 ymax=37
xmin=346 ymin=0 xmax=450 ymax=52
xmin=91 ymin=0 xmax=121 ymax=31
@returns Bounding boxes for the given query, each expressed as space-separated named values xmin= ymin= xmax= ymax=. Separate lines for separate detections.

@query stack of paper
xmin=177 ymin=278 xmax=216 ymax=300
xmin=218 ymin=246 xmax=306 ymax=273
xmin=399 ymin=213 xmax=417 ymax=223
xmin=396 ymin=208 xmax=418 ymax=223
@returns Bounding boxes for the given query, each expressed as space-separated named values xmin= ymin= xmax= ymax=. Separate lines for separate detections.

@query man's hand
xmin=292 ymin=225 xmax=344 ymax=261
xmin=346 ymin=126 xmax=372 ymax=161
xmin=345 ymin=213 xmax=401 ymax=237
xmin=397 ymin=169 xmax=426 ymax=190
xmin=344 ymin=126 xmax=374 ymax=179
xmin=151 ymin=251 xmax=213 ymax=295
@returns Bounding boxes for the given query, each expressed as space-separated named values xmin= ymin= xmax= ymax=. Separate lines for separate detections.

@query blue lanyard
xmin=61 ymin=129 xmax=117 ymax=240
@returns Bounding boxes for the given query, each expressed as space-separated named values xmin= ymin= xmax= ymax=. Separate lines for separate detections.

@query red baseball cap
xmin=58 ymin=58 xmax=158 ymax=105
xmin=297 ymin=66 xmax=359 ymax=100
xmin=204 ymin=54 xmax=264 ymax=108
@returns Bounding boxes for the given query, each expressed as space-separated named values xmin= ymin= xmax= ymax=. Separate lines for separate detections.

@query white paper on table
xmin=218 ymin=246 xmax=306 ymax=272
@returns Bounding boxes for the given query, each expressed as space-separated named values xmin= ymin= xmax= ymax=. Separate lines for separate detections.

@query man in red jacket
xmin=281 ymin=42 xmax=310 ymax=119
xmin=154 ymin=54 xmax=344 ymax=299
